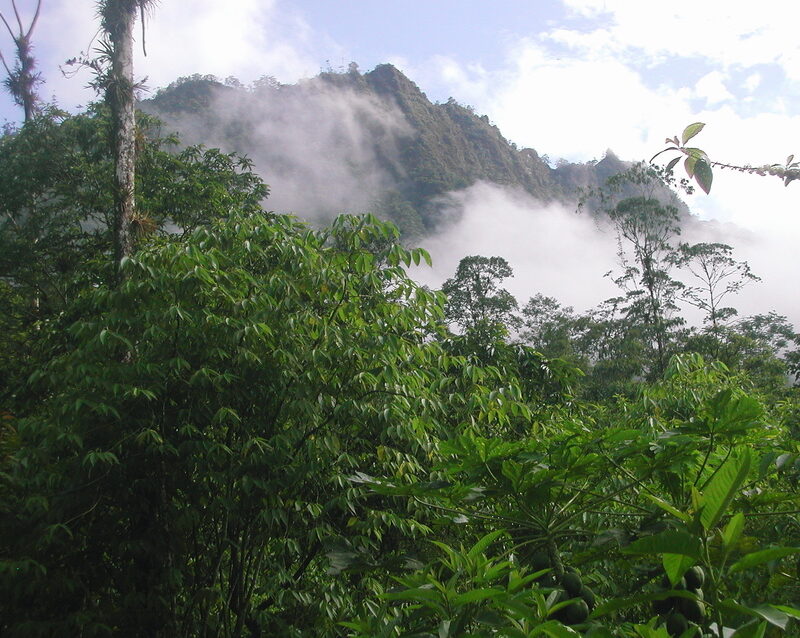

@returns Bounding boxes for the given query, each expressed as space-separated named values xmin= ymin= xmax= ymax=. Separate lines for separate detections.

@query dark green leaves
xmin=622 ymin=530 xmax=702 ymax=560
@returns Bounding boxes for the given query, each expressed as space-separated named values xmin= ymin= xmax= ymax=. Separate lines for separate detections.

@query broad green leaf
xmin=684 ymin=155 xmax=697 ymax=178
xmin=700 ymin=449 xmax=751 ymax=531
xmin=728 ymin=547 xmax=800 ymax=573
xmin=644 ymin=493 xmax=690 ymax=523
xmin=693 ymin=159 xmax=713 ymax=194
xmin=722 ymin=512 xmax=745 ymax=548
xmin=663 ymin=553 xmax=694 ymax=585
xmin=719 ymin=600 xmax=789 ymax=630
xmin=622 ymin=530 xmax=702 ymax=560
xmin=772 ymin=605 xmax=800 ymax=619
xmin=731 ymin=621 xmax=766 ymax=638
xmin=681 ymin=122 xmax=706 ymax=145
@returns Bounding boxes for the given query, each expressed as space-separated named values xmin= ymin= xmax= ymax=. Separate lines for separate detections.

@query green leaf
xmin=722 ymin=512 xmax=745 ymax=548
xmin=731 ymin=621 xmax=766 ymax=638
xmin=592 ymin=590 xmax=697 ymax=618
xmin=728 ymin=547 xmax=800 ymax=573
xmin=700 ymin=448 xmax=751 ymax=531
xmin=681 ymin=122 xmax=706 ymax=145
xmin=644 ymin=494 xmax=690 ymax=523
xmin=467 ymin=529 xmax=506 ymax=558
xmin=772 ymin=605 xmax=800 ymax=619
xmin=622 ymin=530 xmax=702 ymax=560
xmin=684 ymin=154 xmax=697 ymax=178
xmin=693 ymin=159 xmax=713 ymax=194
xmin=453 ymin=588 xmax=504 ymax=606
xmin=719 ymin=600 xmax=789 ymax=629
xmin=663 ymin=553 xmax=694 ymax=585
xmin=534 ymin=621 xmax=582 ymax=638
xmin=666 ymin=156 xmax=681 ymax=173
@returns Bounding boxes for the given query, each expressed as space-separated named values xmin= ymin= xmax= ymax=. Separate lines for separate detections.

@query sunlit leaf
xmin=681 ymin=122 xmax=706 ymax=145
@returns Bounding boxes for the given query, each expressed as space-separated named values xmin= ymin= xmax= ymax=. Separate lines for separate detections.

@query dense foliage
xmin=2 ymin=71 xmax=800 ymax=638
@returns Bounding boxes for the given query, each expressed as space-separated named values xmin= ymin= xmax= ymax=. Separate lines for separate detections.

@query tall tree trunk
xmin=103 ymin=0 xmax=138 ymax=274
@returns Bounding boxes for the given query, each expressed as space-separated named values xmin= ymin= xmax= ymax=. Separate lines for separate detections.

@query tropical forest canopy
xmin=2 ymin=4 xmax=800 ymax=638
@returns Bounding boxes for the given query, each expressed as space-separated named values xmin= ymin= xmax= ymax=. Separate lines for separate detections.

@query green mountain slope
xmin=142 ymin=64 xmax=684 ymax=236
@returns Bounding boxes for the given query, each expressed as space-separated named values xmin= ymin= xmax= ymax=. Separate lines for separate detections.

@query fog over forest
xmin=147 ymin=71 xmax=800 ymax=330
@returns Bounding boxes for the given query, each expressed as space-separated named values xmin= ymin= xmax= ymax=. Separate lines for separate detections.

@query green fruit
xmin=693 ymin=587 xmax=704 ymax=601
xmin=555 ymin=599 xmax=590 ymax=625
xmin=579 ymin=585 xmax=596 ymax=611
xmin=652 ymin=596 xmax=673 ymax=615
xmin=679 ymin=597 xmax=705 ymax=623
xmin=685 ymin=566 xmax=705 ymax=590
xmin=665 ymin=612 xmax=688 ymax=637
xmin=561 ymin=572 xmax=583 ymax=596
xmin=530 ymin=550 xmax=550 ymax=572
xmin=541 ymin=572 xmax=558 ymax=586
xmin=661 ymin=575 xmax=686 ymax=590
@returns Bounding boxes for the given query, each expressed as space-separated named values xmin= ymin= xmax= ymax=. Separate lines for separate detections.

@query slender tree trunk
xmin=103 ymin=0 xmax=138 ymax=275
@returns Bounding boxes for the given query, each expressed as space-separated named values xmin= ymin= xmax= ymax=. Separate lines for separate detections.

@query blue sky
xmin=2 ymin=0 xmax=800 ymax=318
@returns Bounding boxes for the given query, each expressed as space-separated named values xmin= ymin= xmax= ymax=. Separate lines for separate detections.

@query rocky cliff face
xmin=142 ymin=64 xmax=686 ymax=236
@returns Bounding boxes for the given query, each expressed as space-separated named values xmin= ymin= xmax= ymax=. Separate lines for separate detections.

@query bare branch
xmin=0 ymin=48 xmax=11 ymax=76
xmin=0 ymin=9 xmax=15 ymax=39
xmin=26 ymin=0 xmax=42 ymax=39
xmin=11 ymin=0 xmax=23 ymax=35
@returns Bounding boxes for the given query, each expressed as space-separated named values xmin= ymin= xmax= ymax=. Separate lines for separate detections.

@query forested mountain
xmin=141 ymin=64 xmax=688 ymax=235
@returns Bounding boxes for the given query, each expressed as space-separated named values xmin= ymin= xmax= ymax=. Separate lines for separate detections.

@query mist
xmin=413 ymin=182 xmax=620 ymax=313
xmin=681 ymin=219 xmax=800 ymax=328
xmin=412 ymin=181 xmax=800 ymax=331
xmin=149 ymin=79 xmax=412 ymax=219
xmin=145 ymin=77 xmax=800 ymax=332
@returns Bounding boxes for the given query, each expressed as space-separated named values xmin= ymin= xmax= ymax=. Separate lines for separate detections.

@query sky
xmin=1 ymin=0 xmax=799 ymax=320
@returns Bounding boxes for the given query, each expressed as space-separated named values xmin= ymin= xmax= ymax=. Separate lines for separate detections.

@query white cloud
xmin=1 ymin=0 xmax=325 ymax=119
xmin=557 ymin=0 xmax=800 ymax=75
xmin=415 ymin=183 xmax=620 ymax=312
xmin=460 ymin=39 xmax=694 ymax=163
xmin=134 ymin=0 xmax=323 ymax=89
xmin=743 ymin=72 xmax=762 ymax=92
xmin=694 ymin=71 xmax=733 ymax=106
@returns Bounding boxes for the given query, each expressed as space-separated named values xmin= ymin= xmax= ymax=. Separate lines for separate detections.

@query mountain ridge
xmin=142 ymin=64 xmax=687 ymax=235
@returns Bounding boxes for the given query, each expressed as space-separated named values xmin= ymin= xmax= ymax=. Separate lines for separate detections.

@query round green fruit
xmin=538 ymin=571 xmax=557 ymax=586
xmin=561 ymin=572 xmax=583 ymax=596
xmin=679 ymin=597 xmax=705 ymax=623
xmin=530 ymin=550 xmax=550 ymax=572
xmin=579 ymin=585 xmax=596 ymax=611
xmin=555 ymin=599 xmax=590 ymax=625
xmin=661 ymin=575 xmax=686 ymax=590
xmin=665 ymin=612 xmax=688 ymax=637
xmin=685 ymin=566 xmax=705 ymax=590
xmin=652 ymin=596 xmax=673 ymax=615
